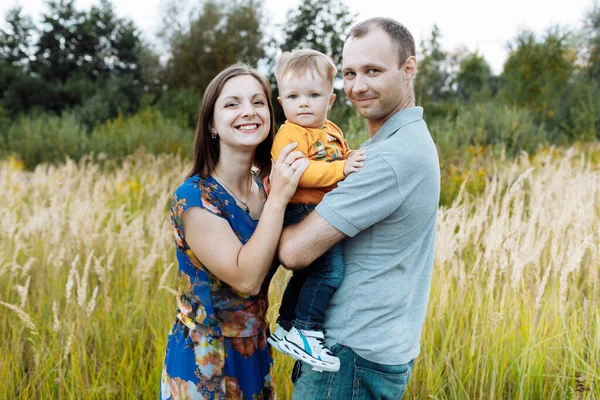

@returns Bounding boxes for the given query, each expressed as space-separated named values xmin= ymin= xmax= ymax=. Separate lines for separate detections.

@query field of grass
xmin=0 ymin=144 xmax=598 ymax=399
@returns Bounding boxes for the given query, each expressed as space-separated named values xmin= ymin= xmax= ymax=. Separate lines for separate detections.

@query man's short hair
xmin=275 ymin=49 xmax=337 ymax=88
xmin=348 ymin=18 xmax=416 ymax=67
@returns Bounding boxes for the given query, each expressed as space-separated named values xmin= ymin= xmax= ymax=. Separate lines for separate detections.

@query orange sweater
xmin=271 ymin=120 xmax=351 ymax=204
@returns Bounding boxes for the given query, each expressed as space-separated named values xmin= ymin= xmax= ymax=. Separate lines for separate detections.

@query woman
xmin=161 ymin=64 xmax=308 ymax=399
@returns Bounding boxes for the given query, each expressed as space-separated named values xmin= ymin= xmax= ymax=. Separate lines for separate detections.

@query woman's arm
xmin=182 ymin=143 xmax=308 ymax=295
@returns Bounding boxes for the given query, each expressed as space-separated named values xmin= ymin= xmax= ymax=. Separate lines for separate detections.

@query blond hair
xmin=275 ymin=49 xmax=337 ymax=88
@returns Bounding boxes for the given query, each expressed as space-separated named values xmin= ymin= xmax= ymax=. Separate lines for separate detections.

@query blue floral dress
xmin=161 ymin=173 xmax=276 ymax=400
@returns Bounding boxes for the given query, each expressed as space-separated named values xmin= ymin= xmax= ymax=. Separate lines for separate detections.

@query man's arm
xmin=279 ymin=152 xmax=403 ymax=270
xmin=278 ymin=211 xmax=346 ymax=270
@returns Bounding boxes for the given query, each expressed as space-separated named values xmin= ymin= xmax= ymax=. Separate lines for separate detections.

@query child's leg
xmin=277 ymin=270 xmax=308 ymax=331
xmin=293 ymin=240 xmax=345 ymax=331
xmin=276 ymin=203 xmax=313 ymax=330
xmin=280 ymin=241 xmax=345 ymax=372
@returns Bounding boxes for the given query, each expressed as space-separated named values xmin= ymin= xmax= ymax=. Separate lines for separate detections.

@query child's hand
xmin=343 ymin=150 xmax=367 ymax=176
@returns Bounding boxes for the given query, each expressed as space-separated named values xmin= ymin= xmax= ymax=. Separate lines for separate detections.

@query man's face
xmin=342 ymin=29 xmax=406 ymax=122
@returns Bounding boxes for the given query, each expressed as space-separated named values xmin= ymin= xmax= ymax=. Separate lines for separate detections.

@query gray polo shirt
xmin=316 ymin=106 xmax=440 ymax=365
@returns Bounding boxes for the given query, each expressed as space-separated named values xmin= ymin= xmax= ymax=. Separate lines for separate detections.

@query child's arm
xmin=272 ymin=125 xmax=346 ymax=189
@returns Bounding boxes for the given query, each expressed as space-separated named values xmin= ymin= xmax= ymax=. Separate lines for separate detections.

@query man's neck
xmin=367 ymin=98 xmax=415 ymax=137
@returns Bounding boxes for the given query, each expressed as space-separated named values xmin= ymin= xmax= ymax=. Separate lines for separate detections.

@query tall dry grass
xmin=0 ymin=145 xmax=598 ymax=399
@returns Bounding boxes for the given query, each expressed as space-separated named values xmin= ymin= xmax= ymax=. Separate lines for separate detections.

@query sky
xmin=2 ymin=0 xmax=595 ymax=74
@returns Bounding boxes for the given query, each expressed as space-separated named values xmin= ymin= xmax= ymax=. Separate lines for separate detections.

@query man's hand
xmin=343 ymin=150 xmax=367 ymax=176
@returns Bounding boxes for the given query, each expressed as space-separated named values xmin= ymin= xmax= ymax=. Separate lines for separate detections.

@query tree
xmin=0 ymin=7 xmax=34 ymax=68
xmin=560 ymin=5 xmax=600 ymax=141
xmin=0 ymin=7 xmax=48 ymax=115
xmin=33 ymin=0 xmax=142 ymax=82
xmin=415 ymin=25 xmax=452 ymax=107
xmin=163 ymin=0 xmax=266 ymax=94
xmin=279 ymin=0 xmax=355 ymax=75
xmin=29 ymin=0 xmax=144 ymax=113
xmin=454 ymin=51 xmax=493 ymax=101
xmin=584 ymin=3 xmax=600 ymax=81
xmin=501 ymin=28 xmax=574 ymax=124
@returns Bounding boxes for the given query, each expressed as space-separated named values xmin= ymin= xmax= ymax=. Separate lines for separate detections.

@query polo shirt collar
xmin=367 ymin=106 xmax=424 ymax=145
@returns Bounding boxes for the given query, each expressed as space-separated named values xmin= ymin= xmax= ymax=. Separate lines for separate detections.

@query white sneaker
xmin=267 ymin=325 xmax=289 ymax=353
xmin=279 ymin=327 xmax=340 ymax=372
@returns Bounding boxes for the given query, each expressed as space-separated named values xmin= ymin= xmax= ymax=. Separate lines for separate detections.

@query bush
xmin=0 ymin=107 xmax=195 ymax=168
xmin=564 ymin=77 xmax=600 ymax=142
xmin=429 ymin=102 xmax=549 ymax=157
xmin=154 ymin=89 xmax=202 ymax=128
xmin=87 ymin=108 xmax=194 ymax=159
xmin=0 ymin=113 xmax=88 ymax=168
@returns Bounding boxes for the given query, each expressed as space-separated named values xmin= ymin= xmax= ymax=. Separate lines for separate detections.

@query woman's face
xmin=212 ymin=75 xmax=271 ymax=150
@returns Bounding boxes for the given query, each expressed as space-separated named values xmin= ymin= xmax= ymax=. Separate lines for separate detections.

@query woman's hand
xmin=269 ymin=142 xmax=309 ymax=205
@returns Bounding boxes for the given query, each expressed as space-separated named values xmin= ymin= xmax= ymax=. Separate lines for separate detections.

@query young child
xmin=268 ymin=49 xmax=366 ymax=372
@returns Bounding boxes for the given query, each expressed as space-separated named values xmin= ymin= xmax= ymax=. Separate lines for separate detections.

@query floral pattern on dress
xmin=162 ymin=173 xmax=276 ymax=400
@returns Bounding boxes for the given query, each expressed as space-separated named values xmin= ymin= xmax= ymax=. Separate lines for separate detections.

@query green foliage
xmin=0 ymin=108 xmax=194 ymax=168
xmin=163 ymin=0 xmax=266 ymax=94
xmin=585 ymin=4 xmax=600 ymax=81
xmin=501 ymin=28 xmax=574 ymax=127
xmin=73 ymin=75 xmax=145 ymax=130
xmin=428 ymin=102 xmax=550 ymax=206
xmin=0 ymin=113 xmax=87 ymax=168
xmin=454 ymin=51 xmax=493 ymax=101
xmin=154 ymin=89 xmax=202 ymax=128
xmin=0 ymin=63 xmax=50 ymax=115
xmin=32 ymin=0 xmax=143 ymax=84
xmin=0 ymin=0 xmax=598 ymax=176
xmin=429 ymin=102 xmax=547 ymax=157
xmin=0 ymin=8 xmax=47 ymax=115
xmin=415 ymin=24 xmax=451 ymax=108
xmin=0 ymin=7 xmax=34 ymax=67
xmin=563 ymin=73 xmax=600 ymax=141
xmin=279 ymin=0 xmax=355 ymax=73
xmin=88 ymin=108 xmax=193 ymax=159
xmin=0 ymin=1 xmax=149 ymax=119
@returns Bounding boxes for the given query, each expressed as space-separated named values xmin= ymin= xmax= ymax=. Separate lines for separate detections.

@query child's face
xmin=277 ymin=70 xmax=336 ymax=129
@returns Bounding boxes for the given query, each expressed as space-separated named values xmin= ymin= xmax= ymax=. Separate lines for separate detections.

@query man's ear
xmin=403 ymin=56 xmax=418 ymax=80
xmin=277 ymin=97 xmax=283 ymax=106
xmin=328 ymin=93 xmax=336 ymax=109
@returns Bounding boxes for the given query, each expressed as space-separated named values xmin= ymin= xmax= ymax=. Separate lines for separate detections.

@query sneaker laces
xmin=314 ymin=336 xmax=333 ymax=356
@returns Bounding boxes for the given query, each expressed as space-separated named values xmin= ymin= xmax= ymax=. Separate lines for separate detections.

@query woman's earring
xmin=210 ymin=129 xmax=217 ymax=139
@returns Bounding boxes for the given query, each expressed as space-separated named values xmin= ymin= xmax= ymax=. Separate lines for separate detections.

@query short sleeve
xmin=170 ymin=178 xmax=225 ymax=249
xmin=315 ymin=154 xmax=402 ymax=237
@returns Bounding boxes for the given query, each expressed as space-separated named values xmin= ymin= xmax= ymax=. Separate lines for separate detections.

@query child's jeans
xmin=277 ymin=203 xmax=345 ymax=331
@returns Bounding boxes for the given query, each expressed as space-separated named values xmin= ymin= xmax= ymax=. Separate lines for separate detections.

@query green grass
xmin=0 ymin=144 xmax=598 ymax=399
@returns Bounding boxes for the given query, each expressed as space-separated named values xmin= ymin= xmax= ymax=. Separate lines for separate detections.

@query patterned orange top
xmin=271 ymin=120 xmax=352 ymax=204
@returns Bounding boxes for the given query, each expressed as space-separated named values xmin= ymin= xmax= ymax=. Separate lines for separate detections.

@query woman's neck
xmin=213 ymin=148 xmax=254 ymax=192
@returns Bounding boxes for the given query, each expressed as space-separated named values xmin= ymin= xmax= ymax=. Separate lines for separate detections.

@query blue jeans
xmin=292 ymin=344 xmax=414 ymax=399
xmin=277 ymin=203 xmax=345 ymax=331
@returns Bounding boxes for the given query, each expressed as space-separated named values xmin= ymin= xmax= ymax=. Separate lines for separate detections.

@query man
xmin=278 ymin=17 xmax=440 ymax=399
